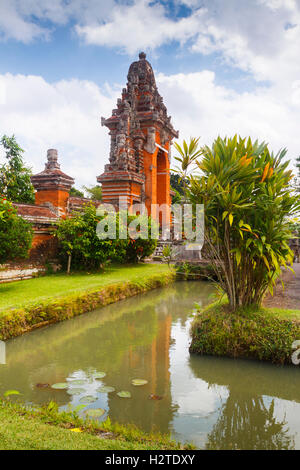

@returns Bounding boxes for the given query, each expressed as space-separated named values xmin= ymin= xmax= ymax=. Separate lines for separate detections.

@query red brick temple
xmin=2 ymin=53 xmax=179 ymax=281
xmin=98 ymin=52 xmax=178 ymax=222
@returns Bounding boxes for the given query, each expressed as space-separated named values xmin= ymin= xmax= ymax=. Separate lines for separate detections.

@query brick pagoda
xmin=98 ymin=52 xmax=178 ymax=222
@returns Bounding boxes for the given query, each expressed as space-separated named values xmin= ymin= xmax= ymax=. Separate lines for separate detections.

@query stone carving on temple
xmin=98 ymin=52 xmax=179 ymax=213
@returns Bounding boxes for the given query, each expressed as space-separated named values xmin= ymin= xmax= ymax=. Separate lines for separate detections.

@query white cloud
xmin=189 ymin=0 xmax=300 ymax=88
xmin=76 ymin=0 xmax=202 ymax=55
xmin=0 ymin=0 xmax=115 ymax=42
xmin=1 ymin=0 xmax=299 ymax=98
xmin=0 ymin=73 xmax=119 ymax=188
xmin=157 ymin=70 xmax=300 ymax=164
xmin=1 ymin=68 xmax=299 ymax=195
xmin=0 ymin=0 xmax=299 ymax=180
xmin=0 ymin=0 xmax=48 ymax=43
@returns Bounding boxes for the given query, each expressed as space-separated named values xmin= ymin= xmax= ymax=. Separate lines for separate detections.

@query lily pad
xmin=85 ymin=408 xmax=105 ymax=418
xmin=79 ymin=395 xmax=97 ymax=404
xmin=68 ymin=380 xmax=86 ymax=386
xmin=94 ymin=372 xmax=106 ymax=379
xmin=131 ymin=379 xmax=148 ymax=386
xmin=97 ymin=386 xmax=115 ymax=393
xmin=51 ymin=383 xmax=68 ymax=390
xmin=117 ymin=391 xmax=131 ymax=398
xmin=67 ymin=388 xmax=86 ymax=396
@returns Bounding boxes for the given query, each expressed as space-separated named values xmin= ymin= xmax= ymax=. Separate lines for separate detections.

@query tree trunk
xmin=67 ymin=253 xmax=72 ymax=274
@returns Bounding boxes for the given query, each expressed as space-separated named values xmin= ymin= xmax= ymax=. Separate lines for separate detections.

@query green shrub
xmin=175 ymin=261 xmax=217 ymax=281
xmin=125 ymin=213 xmax=157 ymax=263
xmin=190 ymin=303 xmax=300 ymax=364
xmin=0 ymin=197 xmax=33 ymax=263
xmin=55 ymin=205 xmax=157 ymax=271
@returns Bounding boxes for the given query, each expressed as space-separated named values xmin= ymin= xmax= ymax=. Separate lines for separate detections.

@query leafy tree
xmin=0 ymin=135 xmax=35 ymax=204
xmin=69 ymin=187 xmax=84 ymax=198
xmin=177 ymin=135 xmax=300 ymax=310
xmin=0 ymin=197 xmax=33 ymax=263
xmin=82 ymin=185 xmax=102 ymax=201
xmin=55 ymin=204 xmax=157 ymax=272
xmin=55 ymin=203 xmax=119 ymax=272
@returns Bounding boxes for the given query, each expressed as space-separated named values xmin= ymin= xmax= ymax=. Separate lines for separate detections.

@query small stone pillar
xmin=31 ymin=149 xmax=74 ymax=217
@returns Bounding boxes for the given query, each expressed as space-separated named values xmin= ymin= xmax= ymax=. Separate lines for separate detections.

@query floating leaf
xmin=117 ymin=391 xmax=131 ymax=398
xmin=97 ymin=386 xmax=115 ymax=393
xmin=70 ymin=428 xmax=83 ymax=433
xmin=51 ymin=383 xmax=68 ymax=390
xmin=85 ymin=408 xmax=105 ymax=418
xmin=4 ymin=390 xmax=20 ymax=397
xmin=79 ymin=396 xmax=97 ymax=404
xmin=67 ymin=388 xmax=86 ymax=396
xmin=68 ymin=380 xmax=86 ymax=386
xmin=131 ymin=379 xmax=148 ymax=386
xmin=94 ymin=372 xmax=106 ymax=379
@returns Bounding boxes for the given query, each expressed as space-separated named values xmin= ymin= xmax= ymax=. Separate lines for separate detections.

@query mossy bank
xmin=0 ymin=400 xmax=191 ymax=450
xmin=0 ymin=264 xmax=175 ymax=340
xmin=190 ymin=302 xmax=300 ymax=365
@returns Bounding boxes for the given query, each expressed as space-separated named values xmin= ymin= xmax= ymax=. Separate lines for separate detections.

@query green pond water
xmin=1 ymin=281 xmax=300 ymax=450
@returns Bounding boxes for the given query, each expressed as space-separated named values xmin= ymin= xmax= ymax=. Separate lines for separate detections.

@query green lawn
xmin=0 ymin=401 xmax=188 ymax=450
xmin=0 ymin=264 xmax=170 ymax=312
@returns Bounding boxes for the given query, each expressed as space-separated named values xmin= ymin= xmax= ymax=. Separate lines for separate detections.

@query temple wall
xmin=35 ymin=189 xmax=70 ymax=217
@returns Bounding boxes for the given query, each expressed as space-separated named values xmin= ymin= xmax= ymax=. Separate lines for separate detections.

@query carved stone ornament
xmin=99 ymin=52 xmax=178 ymax=174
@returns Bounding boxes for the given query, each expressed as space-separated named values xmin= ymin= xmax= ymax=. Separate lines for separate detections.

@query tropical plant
xmin=0 ymin=135 xmax=35 ymax=204
xmin=173 ymin=137 xmax=202 ymax=201
xmin=180 ymin=135 xmax=300 ymax=310
xmin=0 ymin=197 xmax=33 ymax=263
xmin=162 ymin=245 xmax=172 ymax=266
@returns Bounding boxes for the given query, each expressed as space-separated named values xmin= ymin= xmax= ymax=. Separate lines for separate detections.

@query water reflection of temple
xmin=107 ymin=311 xmax=175 ymax=434
xmin=0 ymin=285 xmax=197 ymax=432
xmin=1 ymin=282 xmax=298 ymax=449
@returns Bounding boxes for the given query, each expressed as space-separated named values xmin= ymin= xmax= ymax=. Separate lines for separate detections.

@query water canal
xmin=1 ymin=281 xmax=300 ymax=449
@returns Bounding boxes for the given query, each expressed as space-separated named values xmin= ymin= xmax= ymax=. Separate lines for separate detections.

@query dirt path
xmin=263 ymin=263 xmax=300 ymax=310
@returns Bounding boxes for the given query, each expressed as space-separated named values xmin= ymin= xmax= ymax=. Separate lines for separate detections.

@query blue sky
xmin=0 ymin=0 xmax=299 ymax=188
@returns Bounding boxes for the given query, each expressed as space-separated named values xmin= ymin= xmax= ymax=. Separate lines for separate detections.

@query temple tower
xmin=98 ymin=52 xmax=178 ymax=222
xmin=31 ymin=149 xmax=74 ymax=217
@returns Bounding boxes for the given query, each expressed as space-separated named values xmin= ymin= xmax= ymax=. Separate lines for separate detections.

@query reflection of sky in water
xmin=169 ymin=318 xmax=229 ymax=448
xmin=1 ymin=281 xmax=300 ymax=450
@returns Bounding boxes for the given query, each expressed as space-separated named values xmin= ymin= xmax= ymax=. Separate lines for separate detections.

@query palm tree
xmin=173 ymin=137 xmax=202 ymax=202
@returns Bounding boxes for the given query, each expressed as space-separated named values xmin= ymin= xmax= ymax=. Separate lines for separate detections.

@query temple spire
xmin=98 ymin=53 xmax=178 ymax=219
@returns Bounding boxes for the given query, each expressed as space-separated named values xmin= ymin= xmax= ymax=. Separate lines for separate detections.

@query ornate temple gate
xmin=98 ymin=52 xmax=178 ymax=226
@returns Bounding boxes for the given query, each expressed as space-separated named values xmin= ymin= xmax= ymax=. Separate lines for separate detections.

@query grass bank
xmin=190 ymin=302 xmax=300 ymax=364
xmin=0 ymin=264 xmax=175 ymax=340
xmin=0 ymin=400 xmax=190 ymax=450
